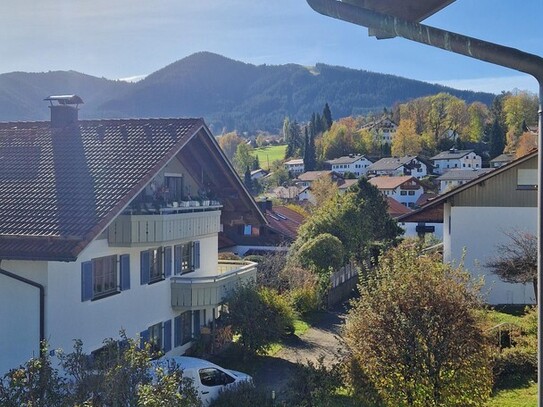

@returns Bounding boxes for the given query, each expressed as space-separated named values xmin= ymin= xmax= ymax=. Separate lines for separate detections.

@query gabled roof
xmin=0 ymin=117 xmax=265 ymax=261
xmin=296 ymin=170 xmax=339 ymax=182
xmin=367 ymin=155 xmax=422 ymax=172
xmin=437 ymin=168 xmax=493 ymax=181
xmin=265 ymin=206 xmax=307 ymax=240
xmin=369 ymin=175 xmax=420 ymax=190
xmin=284 ymin=158 xmax=304 ymax=165
xmin=398 ymin=150 xmax=538 ymax=223
xmin=338 ymin=179 xmax=358 ymax=191
xmin=490 ymin=153 xmax=514 ymax=163
xmin=431 ymin=149 xmax=474 ymax=160
xmin=387 ymin=197 xmax=412 ymax=218
xmin=326 ymin=154 xmax=371 ymax=165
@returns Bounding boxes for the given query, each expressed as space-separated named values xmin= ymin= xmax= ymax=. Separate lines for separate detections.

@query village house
xmin=368 ymin=175 xmax=425 ymax=208
xmin=284 ymin=158 xmax=305 ymax=176
xmin=437 ymin=168 xmax=494 ymax=194
xmin=361 ymin=117 xmax=397 ymax=144
xmin=366 ymin=155 xmax=431 ymax=179
xmin=399 ymin=150 xmax=537 ymax=305
xmin=0 ymin=96 xmax=265 ymax=374
xmin=490 ymin=153 xmax=514 ymax=168
xmin=431 ymin=148 xmax=482 ymax=175
xmin=325 ymin=154 xmax=373 ymax=177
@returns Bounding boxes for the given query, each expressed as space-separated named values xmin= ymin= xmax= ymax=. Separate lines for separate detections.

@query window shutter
xmin=193 ymin=241 xmax=201 ymax=269
xmin=140 ymin=329 xmax=150 ymax=349
xmin=174 ymin=245 xmax=181 ymax=275
xmin=120 ymin=254 xmax=130 ymax=291
xmin=81 ymin=261 xmax=93 ymax=301
xmin=163 ymin=319 xmax=172 ymax=353
xmin=164 ymin=246 xmax=172 ymax=277
xmin=174 ymin=315 xmax=181 ymax=347
xmin=140 ymin=251 xmax=150 ymax=285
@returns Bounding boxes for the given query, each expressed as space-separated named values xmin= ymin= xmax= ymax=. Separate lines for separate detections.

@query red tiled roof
xmin=265 ymin=206 xmax=307 ymax=240
xmin=369 ymin=175 xmax=418 ymax=190
xmin=0 ymin=118 xmax=203 ymax=260
xmin=386 ymin=197 xmax=411 ymax=218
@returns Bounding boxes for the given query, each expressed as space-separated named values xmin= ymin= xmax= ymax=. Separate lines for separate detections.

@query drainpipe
xmin=0 ymin=261 xmax=45 ymax=358
xmin=306 ymin=0 xmax=543 ymax=398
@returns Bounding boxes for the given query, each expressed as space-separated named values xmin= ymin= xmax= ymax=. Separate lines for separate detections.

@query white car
xmin=152 ymin=356 xmax=252 ymax=405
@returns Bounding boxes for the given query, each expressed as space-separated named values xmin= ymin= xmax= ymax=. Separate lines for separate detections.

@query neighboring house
xmin=250 ymin=168 xmax=268 ymax=180
xmin=272 ymin=185 xmax=301 ymax=201
xmin=362 ymin=117 xmax=397 ymax=144
xmin=490 ymin=153 xmax=514 ymax=168
xmin=431 ymin=149 xmax=482 ymax=174
xmin=222 ymin=200 xmax=307 ymax=256
xmin=294 ymin=170 xmax=343 ymax=189
xmin=366 ymin=155 xmax=430 ymax=179
xmin=0 ymin=96 xmax=265 ymax=374
xmin=337 ymin=179 xmax=358 ymax=195
xmin=325 ymin=154 xmax=373 ymax=177
xmin=437 ymin=168 xmax=494 ymax=194
xmin=398 ymin=150 xmax=537 ymax=305
xmin=284 ymin=158 xmax=304 ymax=175
xmin=368 ymin=176 xmax=425 ymax=208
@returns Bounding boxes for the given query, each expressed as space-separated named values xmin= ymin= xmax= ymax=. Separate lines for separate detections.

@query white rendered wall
xmin=443 ymin=205 xmax=536 ymax=305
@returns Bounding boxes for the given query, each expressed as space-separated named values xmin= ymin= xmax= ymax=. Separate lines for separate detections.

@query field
xmin=252 ymin=145 xmax=287 ymax=169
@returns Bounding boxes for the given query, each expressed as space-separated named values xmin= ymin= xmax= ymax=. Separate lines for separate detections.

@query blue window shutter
xmin=174 ymin=315 xmax=181 ymax=347
xmin=164 ymin=247 xmax=172 ymax=277
xmin=81 ymin=261 xmax=93 ymax=301
xmin=120 ymin=254 xmax=130 ymax=291
xmin=140 ymin=251 xmax=150 ymax=285
xmin=193 ymin=241 xmax=200 ymax=269
xmin=140 ymin=329 xmax=150 ymax=349
xmin=163 ymin=319 xmax=172 ymax=353
xmin=174 ymin=245 xmax=181 ymax=275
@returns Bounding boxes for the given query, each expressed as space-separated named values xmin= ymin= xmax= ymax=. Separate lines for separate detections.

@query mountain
xmin=0 ymin=52 xmax=495 ymax=133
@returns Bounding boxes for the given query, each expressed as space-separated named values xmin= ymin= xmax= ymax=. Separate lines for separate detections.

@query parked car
xmin=153 ymin=356 xmax=252 ymax=405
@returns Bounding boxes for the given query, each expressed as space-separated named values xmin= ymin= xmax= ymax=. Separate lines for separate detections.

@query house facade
xmin=368 ymin=176 xmax=425 ymax=208
xmin=366 ymin=155 xmax=430 ymax=179
xmin=431 ymin=149 xmax=482 ymax=175
xmin=325 ymin=154 xmax=373 ymax=177
xmin=399 ymin=151 xmax=537 ymax=305
xmin=284 ymin=158 xmax=305 ymax=176
xmin=0 ymin=97 xmax=265 ymax=374
xmin=362 ymin=117 xmax=397 ymax=144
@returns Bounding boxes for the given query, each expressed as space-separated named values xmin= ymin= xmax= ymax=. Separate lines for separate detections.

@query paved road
xmin=252 ymin=308 xmax=346 ymax=399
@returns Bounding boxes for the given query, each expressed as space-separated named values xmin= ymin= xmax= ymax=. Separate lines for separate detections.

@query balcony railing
xmin=171 ymin=260 xmax=257 ymax=310
xmin=107 ymin=204 xmax=221 ymax=246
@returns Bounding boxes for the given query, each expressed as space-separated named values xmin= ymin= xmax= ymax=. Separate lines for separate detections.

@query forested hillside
xmin=0 ymin=52 xmax=494 ymax=132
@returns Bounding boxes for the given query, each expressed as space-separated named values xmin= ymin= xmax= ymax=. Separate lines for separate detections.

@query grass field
xmin=487 ymin=381 xmax=537 ymax=407
xmin=252 ymin=145 xmax=287 ymax=169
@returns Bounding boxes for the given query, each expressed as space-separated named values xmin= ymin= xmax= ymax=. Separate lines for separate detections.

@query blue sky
xmin=1 ymin=0 xmax=542 ymax=93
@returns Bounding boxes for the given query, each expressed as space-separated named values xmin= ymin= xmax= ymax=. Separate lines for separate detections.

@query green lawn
xmin=252 ymin=145 xmax=287 ymax=169
xmin=487 ymin=381 xmax=537 ymax=407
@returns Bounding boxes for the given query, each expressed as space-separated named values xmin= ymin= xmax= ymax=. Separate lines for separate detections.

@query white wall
xmin=444 ymin=205 xmax=536 ymax=305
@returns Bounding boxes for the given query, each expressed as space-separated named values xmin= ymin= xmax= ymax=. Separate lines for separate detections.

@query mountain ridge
xmin=0 ymin=51 xmax=495 ymax=132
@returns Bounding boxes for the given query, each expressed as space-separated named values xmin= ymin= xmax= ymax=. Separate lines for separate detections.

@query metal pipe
xmin=305 ymin=0 xmax=543 ymax=402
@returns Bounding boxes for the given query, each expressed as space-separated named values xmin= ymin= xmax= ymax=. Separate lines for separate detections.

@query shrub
xmin=289 ymin=284 xmax=320 ymax=315
xmin=209 ymin=381 xmax=272 ymax=407
xmin=493 ymin=345 xmax=537 ymax=388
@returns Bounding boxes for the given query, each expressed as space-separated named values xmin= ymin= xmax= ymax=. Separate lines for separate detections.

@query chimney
xmin=44 ymin=95 xmax=83 ymax=128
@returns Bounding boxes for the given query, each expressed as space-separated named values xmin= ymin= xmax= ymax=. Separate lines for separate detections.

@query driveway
xmin=252 ymin=308 xmax=346 ymax=398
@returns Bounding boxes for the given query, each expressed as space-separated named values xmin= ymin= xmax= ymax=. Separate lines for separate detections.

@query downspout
xmin=306 ymin=0 xmax=543 ymax=399
xmin=0 ymin=261 xmax=45 ymax=358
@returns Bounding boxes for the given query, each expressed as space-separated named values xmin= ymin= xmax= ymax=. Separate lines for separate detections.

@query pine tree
xmin=303 ymin=127 xmax=317 ymax=171
xmin=323 ymin=103 xmax=333 ymax=131
xmin=489 ymin=118 xmax=505 ymax=159
xmin=244 ymin=166 xmax=253 ymax=194
xmin=252 ymin=155 xmax=260 ymax=171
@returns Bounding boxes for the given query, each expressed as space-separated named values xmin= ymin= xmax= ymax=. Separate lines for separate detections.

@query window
xmin=517 ymin=169 xmax=538 ymax=190
xmin=165 ymin=175 xmax=184 ymax=202
xmin=400 ymin=191 xmax=407 ymax=195
xmin=174 ymin=311 xmax=192 ymax=346
xmin=199 ymin=368 xmax=235 ymax=387
xmin=81 ymin=254 xmax=130 ymax=301
xmin=408 ymin=191 xmax=415 ymax=196
xmin=140 ymin=247 xmax=172 ymax=284
xmin=148 ymin=323 xmax=163 ymax=354
xmin=174 ymin=242 xmax=200 ymax=275
xmin=140 ymin=320 xmax=172 ymax=356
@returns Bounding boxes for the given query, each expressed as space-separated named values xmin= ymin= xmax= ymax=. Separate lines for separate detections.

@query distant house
xmin=272 ymin=185 xmax=301 ymax=201
xmin=431 ymin=149 xmax=482 ymax=174
xmin=490 ymin=153 xmax=514 ymax=168
xmin=250 ymin=168 xmax=269 ymax=180
xmin=399 ymin=150 xmax=537 ymax=305
xmin=337 ymin=179 xmax=358 ymax=195
xmin=325 ymin=154 xmax=373 ymax=177
xmin=295 ymin=170 xmax=343 ymax=189
xmin=362 ymin=117 xmax=397 ymax=144
xmin=367 ymin=156 xmax=430 ymax=179
xmin=437 ymin=168 xmax=494 ymax=193
xmin=0 ymin=95 xmax=265 ymax=374
xmin=284 ymin=158 xmax=304 ymax=175
xmin=368 ymin=176 xmax=424 ymax=208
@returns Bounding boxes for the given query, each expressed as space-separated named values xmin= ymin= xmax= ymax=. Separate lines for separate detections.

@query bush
xmin=209 ymin=381 xmax=273 ymax=407
xmin=493 ymin=345 xmax=537 ymax=388
xmin=297 ymin=233 xmax=344 ymax=275
xmin=289 ymin=284 xmax=320 ymax=315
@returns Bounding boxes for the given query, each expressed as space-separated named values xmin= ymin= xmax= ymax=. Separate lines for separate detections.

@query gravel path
xmin=252 ymin=308 xmax=346 ymax=398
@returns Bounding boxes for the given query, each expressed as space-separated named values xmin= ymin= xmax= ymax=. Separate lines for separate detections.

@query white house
xmin=437 ymin=168 xmax=494 ymax=194
xmin=366 ymin=156 xmax=430 ymax=179
xmin=325 ymin=154 xmax=373 ymax=177
xmin=362 ymin=117 xmax=397 ymax=144
xmin=368 ymin=176 xmax=424 ymax=208
xmin=399 ymin=150 xmax=537 ymax=305
xmin=431 ymin=149 xmax=482 ymax=175
xmin=284 ymin=158 xmax=304 ymax=175
xmin=490 ymin=153 xmax=514 ymax=168
xmin=0 ymin=96 xmax=265 ymax=374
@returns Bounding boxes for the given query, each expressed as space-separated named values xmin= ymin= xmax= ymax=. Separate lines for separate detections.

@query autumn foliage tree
xmin=345 ymin=243 xmax=492 ymax=407
xmin=391 ymin=119 xmax=421 ymax=157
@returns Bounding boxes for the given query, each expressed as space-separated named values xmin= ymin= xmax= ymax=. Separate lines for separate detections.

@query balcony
xmin=171 ymin=260 xmax=257 ymax=311
xmin=107 ymin=202 xmax=221 ymax=247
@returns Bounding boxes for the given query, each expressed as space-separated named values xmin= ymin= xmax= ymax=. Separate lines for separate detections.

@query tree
xmin=233 ymin=143 xmax=255 ymax=175
xmin=391 ymin=119 xmax=421 ymax=157
xmin=322 ymin=103 xmax=333 ymax=131
xmin=502 ymin=92 xmax=538 ymax=152
xmin=466 ymin=102 xmax=490 ymax=142
xmin=310 ymin=174 xmax=338 ymax=208
xmin=244 ymin=166 xmax=253 ymax=194
xmin=488 ymin=118 xmax=505 ymax=159
xmin=303 ymin=127 xmax=317 ymax=171
xmin=345 ymin=243 xmax=492 ymax=407
xmin=515 ymin=132 xmax=537 ymax=158
xmin=297 ymin=233 xmax=345 ymax=276
xmin=218 ymin=131 xmax=244 ymax=161
xmin=284 ymin=118 xmax=303 ymax=159
xmin=486 ymin=230 xmax=537 ymax=301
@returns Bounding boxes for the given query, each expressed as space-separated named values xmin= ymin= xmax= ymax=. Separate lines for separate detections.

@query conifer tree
xmin=244 ymin=166 xmax=253 ymax=194
xmin=489 ymin=118 xmax=505 ymax=159
xmin=323 ymin=103 xmax=333 ymax=131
